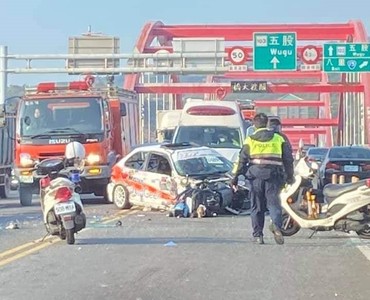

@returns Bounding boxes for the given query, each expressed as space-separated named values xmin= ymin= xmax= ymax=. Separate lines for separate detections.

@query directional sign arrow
xmin=270 ymin=56 xmax=280 ymax=69
xmin=328 ymin=46 xmax=334 ymax=57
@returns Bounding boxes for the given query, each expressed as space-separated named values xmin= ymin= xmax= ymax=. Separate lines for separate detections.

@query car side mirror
xmin=120 ymin=103 xmax=127 ymax=117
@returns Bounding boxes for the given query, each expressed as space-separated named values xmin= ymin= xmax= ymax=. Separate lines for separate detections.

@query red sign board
xmin=301 ymin=45 xmax=320 ymax=65
xmin=228 ymin=46 xmax=248 ymax=65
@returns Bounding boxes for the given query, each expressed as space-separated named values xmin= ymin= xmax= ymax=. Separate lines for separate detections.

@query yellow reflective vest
xmin=231 ymin=128 xmax=284 ymax=174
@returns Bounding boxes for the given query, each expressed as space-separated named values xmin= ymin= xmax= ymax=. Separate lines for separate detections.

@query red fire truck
xmin=14 ymin=75 xmax=139 ymax=206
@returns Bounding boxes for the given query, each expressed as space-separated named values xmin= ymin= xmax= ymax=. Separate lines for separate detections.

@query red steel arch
xmin=125 ymin=21 xmax=369 ymax=149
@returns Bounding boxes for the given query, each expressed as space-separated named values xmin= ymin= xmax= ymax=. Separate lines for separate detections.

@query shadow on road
xmin=75 ymin=235 xmax=369 ymax=248
xmin=76 ymin=236 xmax=247 ymax=246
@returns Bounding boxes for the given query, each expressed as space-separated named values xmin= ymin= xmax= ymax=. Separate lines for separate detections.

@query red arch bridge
xmin=1 ymin=20 xmax=370 ymax=151
xmin=124 ymin=21 xmax=370 ymax=150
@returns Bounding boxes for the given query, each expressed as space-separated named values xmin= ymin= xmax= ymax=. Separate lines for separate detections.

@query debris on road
xmin=164 ymin=241 xmax=177 ymax=247
xmin=6 ymin=220 xmax=20 ymax=230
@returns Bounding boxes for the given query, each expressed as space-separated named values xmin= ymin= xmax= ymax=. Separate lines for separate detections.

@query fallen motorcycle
xmin=170 ymin=176 xmax=233 ymax=218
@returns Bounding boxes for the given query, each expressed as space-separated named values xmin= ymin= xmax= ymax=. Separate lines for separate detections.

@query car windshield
xmin=173 ymin=126 xmax=241 ymax=149
xmin=172 ymin=148 xmax=232 ymax=176
xmin=19 ymin=97 xmax=104 ymax=137
xmin=329 ymin=147 xmax=370 ymax=159
xmin=307 ymin=148 xmax=329 ymax=156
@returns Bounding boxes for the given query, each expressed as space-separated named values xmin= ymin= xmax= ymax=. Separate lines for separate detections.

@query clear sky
xmin=1 ymin=0 xmax=370 ymax=85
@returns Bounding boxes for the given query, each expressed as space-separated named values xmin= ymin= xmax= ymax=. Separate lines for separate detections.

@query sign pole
xmin=0 ymin=45 xmax=7 ymax=107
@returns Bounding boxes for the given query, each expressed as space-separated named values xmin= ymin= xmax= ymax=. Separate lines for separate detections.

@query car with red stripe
xmin=106 ymin=143 xmax=233 ymax=210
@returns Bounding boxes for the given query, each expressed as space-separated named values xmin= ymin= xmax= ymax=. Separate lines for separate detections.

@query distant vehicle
xmin=12 ymin=76 xmax=137 ymax=205
xmin=306 ymin=147 xmax=329 ymax=164
xmin=318 ymin=146 xmax=370 ymax=188
xmin=302 ymin=144 xmax=316 ymax=156
xmin=156 ymin=110 xmax=182 ymax=143
xmin=106 ymin=143 xmax=233 ymax=211
xmin=0 ymin=97 xmax=18 ymax=199
xmin=172 ymin=100 xmax=245 ymax=161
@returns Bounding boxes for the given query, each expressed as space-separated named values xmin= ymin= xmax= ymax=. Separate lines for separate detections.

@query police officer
xmin=267 ymin=117 xmax=293 ymax=153
xmin=231 ymin=113 xmax=294 ymax=245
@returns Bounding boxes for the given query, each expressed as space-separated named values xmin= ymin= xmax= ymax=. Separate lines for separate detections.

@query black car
xmin=306 ymin=147 xmax=329 ymax=164
xmin=318 ymin=146 xmax=370 ymax=187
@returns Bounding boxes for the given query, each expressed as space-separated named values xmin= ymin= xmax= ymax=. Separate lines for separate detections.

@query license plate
xmin=54 ymin=202 xmax=76 ymax=215
xmin=19 ymin=175 xmax=34 ymax=183
xmin=343 ymin=165 xmax=359 ymax=172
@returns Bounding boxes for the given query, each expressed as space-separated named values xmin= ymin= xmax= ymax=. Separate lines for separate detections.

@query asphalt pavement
xmin=1 ymin=191 xmax=370 ymax=300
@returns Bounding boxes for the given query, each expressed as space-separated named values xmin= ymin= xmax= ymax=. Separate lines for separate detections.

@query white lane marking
xmin=349 ymin=232 xmax=370 ymax=261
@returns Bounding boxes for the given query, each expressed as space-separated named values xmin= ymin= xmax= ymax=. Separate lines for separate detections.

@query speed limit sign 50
xmin=229 ymin=46 xmax=247 ymax=65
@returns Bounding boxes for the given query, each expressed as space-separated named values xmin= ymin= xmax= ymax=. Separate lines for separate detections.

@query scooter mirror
xmin=298 ymin=138 xmax=304 ymax=149
xmin=311 ymin=161 xmax=319 ymax=170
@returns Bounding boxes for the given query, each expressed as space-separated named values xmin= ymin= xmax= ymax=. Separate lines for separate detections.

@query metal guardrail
xmin=0 ymin=45 xmax=229 ymax=107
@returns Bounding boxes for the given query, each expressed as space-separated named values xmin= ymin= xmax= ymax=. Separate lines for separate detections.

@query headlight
xmin=180 ymin=177 xmax=189 ymax=187
xmin=20 ymin=153 xmax=34 ymax=167
xmin=86 ymin=154 xmax=100 ymax=165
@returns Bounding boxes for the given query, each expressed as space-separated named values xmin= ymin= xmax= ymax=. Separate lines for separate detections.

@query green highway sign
xmin=323 ymin=43 xmax=370 ymax=72
xmin=253 ymin=32 xmax=297 ymax=71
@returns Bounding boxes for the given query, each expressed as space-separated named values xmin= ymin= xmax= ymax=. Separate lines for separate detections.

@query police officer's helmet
xmin=267 ymin=118 xmax=282 ymax=133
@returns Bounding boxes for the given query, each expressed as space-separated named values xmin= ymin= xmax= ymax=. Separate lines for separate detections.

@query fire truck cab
xmin=14 ymin=76 xmax=139 ymax=206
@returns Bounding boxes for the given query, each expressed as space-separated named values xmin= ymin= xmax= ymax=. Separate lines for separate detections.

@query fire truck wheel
xmin=94 ymin=189 xmax=110 ymax=203
xmin=0 ymin=174 xmax=11 ymax=199
xmin=19 ymin=186 xmax=33 ymax=206
xmin=102 ymin=190 xmax=111 ymax=204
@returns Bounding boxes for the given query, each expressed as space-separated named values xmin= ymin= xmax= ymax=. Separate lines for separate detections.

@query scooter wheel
xmin=356 ymin=227 xmax=370 ymax=239
xmin=281 ymin=214 xmax=301 ymax=236
xmin=60 ymin=229 xmax=66 ymax=240
xmin=66 ymin=229 xmax=75 ymax=245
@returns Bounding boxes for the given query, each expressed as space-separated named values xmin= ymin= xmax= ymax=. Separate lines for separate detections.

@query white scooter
xmin=280 ymin=157 xmax=370 ymax=239
xmin=37 ymin=142 xmax=87 ymax=245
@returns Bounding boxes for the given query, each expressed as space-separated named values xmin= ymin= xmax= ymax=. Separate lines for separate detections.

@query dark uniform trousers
xmin=249 ymin=168 xmax=283 ymax=237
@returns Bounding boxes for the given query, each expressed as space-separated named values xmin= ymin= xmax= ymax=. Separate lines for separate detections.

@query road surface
xmin=1 ymin=192 xmax=370 ymax=300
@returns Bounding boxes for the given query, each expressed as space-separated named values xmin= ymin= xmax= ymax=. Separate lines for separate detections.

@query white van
xmin=172 ymin=100 xmax=245 ymax=161
xmin=156 ymin=110 xmax=182 ymax=142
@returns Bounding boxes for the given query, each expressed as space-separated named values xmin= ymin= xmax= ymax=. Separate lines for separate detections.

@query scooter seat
xmin=323 ymin=180 xmax=367 ymax=198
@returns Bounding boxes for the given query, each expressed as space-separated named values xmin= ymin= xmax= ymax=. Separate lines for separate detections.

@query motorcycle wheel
xmin=66 ymin=229 xmax=75 ymax=245
xmin=281 ymin=213 xmax=301 ymax=236
xmin=356 ymin=227 xmax=370 ymax=239
xmin=60 ymin=228 xmax=66 ymax=240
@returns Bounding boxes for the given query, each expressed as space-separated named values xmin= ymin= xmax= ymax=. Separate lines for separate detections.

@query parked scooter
xmin=37 ymin=142 xmax=87 ymax=244
xmin=280 ymin=157 xmax=370 ymax=239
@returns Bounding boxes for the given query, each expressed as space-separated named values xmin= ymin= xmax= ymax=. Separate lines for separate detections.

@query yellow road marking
xmin=0 ymin=236 xmax=58 ymax=260
xmin=0 ymin=238 xmax=60 ymax=268
xmin=0 ymin=208 xmax=139 ymax=268
xmin=98 ymin=207 xmax=136 ymax=222
xmin=100 ymin=209 xmax=138 ymax=224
